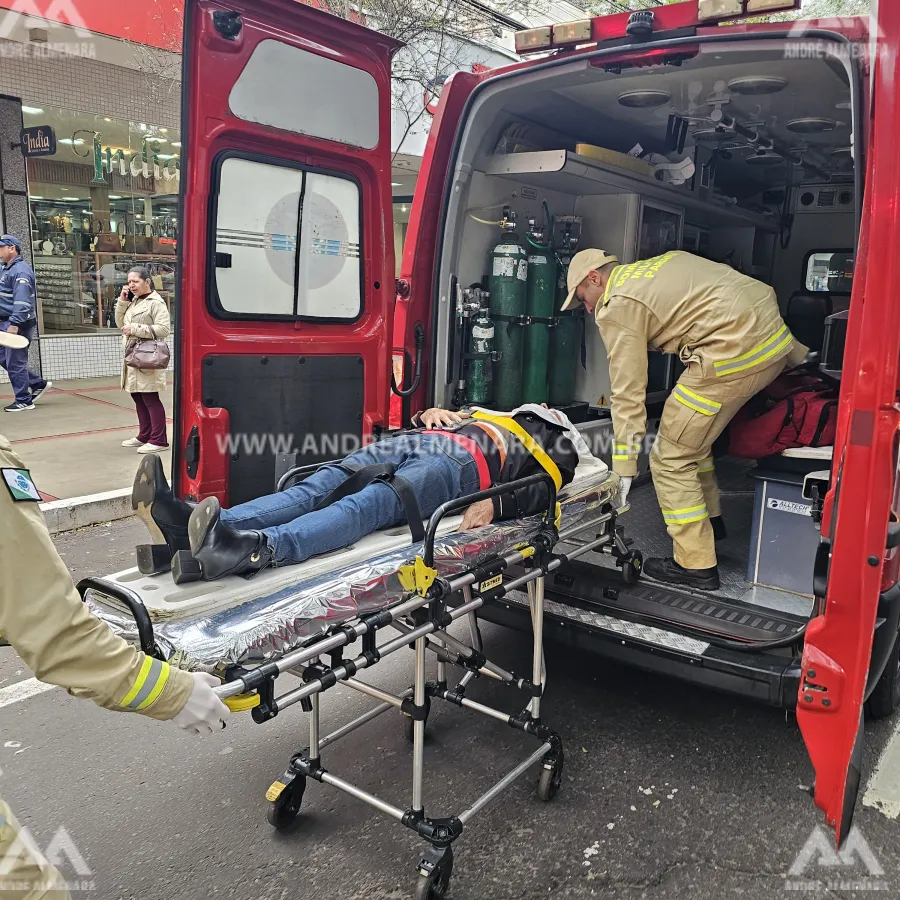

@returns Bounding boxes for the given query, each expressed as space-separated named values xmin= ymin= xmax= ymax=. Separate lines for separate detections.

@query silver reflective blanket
xmin=85 ymin=468 xmax=618 ymax=671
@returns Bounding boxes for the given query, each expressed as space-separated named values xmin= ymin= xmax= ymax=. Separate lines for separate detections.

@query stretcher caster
xmin=413 ymin=845 xmax=453 ymax=900
xmin=617 ymin=549 xmax=643 ymax=585
xmin=402 ymin=696 xmax=431 ymax=744
xmin=265 ymin=773 xmax=306 ymax=831
xmin=536 ymin=750 xmax=564 ymax=802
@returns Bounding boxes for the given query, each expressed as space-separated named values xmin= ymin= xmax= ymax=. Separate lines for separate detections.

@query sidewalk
xmin=0 ymin=376 xmax=173 ymax=501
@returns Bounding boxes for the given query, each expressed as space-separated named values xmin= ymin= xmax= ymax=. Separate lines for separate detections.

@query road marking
xmin=0 ymin=678 xmax=55 ymax=708
xmin=863 ymin=717 xmax=900 ymax=819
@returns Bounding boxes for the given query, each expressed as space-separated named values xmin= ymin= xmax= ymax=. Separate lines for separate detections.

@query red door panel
xmin=392 ymin=71 xmax=481 ymax=419
xmin=797 ymin=3 xmax=900 ymax=845
xmin=176 ymin=0 xmax=400 ymax=502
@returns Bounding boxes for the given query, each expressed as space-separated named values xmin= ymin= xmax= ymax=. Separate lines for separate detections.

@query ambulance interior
xmin=432 ymin=42 xmax=856 ymax=627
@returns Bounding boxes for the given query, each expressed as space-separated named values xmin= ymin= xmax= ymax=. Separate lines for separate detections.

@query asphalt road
xmin=1 ymin=519 xmax=899 ymax=900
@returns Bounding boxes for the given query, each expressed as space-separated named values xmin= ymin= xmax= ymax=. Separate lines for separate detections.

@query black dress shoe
xmin=132 ymin=454 xmax=194 ymax=575
xmin=188 ymin=497 xmax=274 ymax=581
xmin=711 ymin=515 xmax=727 ymax=542
xmin=643 ymin=557 xmax=721 ymax=591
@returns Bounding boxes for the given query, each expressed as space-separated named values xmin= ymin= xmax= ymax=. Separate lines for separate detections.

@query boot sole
xmin=132 ymin=455 xmax=167 ymax=548
xmin=188 ymin=497 xmax=220 ymax=556
xmin=643 ymin=568 xmax=720 ymax=592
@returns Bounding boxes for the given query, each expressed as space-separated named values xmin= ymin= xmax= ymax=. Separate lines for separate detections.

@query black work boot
xmin=710 ymin=515 xmax=727 ymax=542
xmin=132 ymin=454 xmax=193 ymax=575
xmin=188 ymin=497 xmax=274 ymax=581
xmin=643 ymin=557 xmax=721 ymax=591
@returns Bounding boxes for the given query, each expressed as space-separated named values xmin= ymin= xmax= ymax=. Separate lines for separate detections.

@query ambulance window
xmin=212 ymin=155 xmax=362 ymax=321
xmin=804 ymin=250 xmax=854 ymax=295
xmin=228 ymin=39 xmax=379 ymax=150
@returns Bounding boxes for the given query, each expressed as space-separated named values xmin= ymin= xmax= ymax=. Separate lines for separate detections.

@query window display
xmin=23 ymin=105 xmax=180 ymax=334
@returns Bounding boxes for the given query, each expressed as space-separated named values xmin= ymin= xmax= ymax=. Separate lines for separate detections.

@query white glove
xmin=617 ymin=476 xmax=633 ymax=509
xmin=172 ymin=672 xmax=231 ymax=736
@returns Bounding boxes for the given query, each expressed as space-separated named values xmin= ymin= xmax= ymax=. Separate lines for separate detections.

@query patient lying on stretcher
xmin=133 ymin=404 xmax=605 ymax=583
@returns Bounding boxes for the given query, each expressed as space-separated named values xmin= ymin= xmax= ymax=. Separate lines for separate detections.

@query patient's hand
xmin=421 ymin=408 xmax=465 ymax=429
xmin=459 ymin=499 xmax=494 ymax=531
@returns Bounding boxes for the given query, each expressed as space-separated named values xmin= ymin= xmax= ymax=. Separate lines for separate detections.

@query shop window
xmin=213 ymin=156 xmax=362 ymax=321
xmin=804 ymin=250 xmax=854 ymax=294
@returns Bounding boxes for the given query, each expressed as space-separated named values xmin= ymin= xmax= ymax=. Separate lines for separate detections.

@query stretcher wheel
xmin=403 ymin=696 xmax=431 ymax=743
xmin=536 ymin=751 xmax=564 ymax=802
xmin=413 ymin=847 xmax=453 ymax=900
xmin=266 ymin=775 xmax=306 ymax=831
xmin=618 ymin=549 xmax=643 ymax=585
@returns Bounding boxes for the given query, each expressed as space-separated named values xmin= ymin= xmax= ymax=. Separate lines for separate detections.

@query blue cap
xmin=0 ymin=235 xmax=21 ymax=252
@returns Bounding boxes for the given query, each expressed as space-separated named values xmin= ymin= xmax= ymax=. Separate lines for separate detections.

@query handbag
xmin=125 ymin=325 xmax=170 ymax=370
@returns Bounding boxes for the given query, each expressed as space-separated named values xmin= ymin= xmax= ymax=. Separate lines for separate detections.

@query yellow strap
xmin=471 ymin=412 xmax=563 ymax=490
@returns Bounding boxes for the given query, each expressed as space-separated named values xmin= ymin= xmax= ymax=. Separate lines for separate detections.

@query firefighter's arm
xmin=598 ymin=305 xmax=653 ymax=478
xmin=0 ymin=451 xmax=192 ymax=721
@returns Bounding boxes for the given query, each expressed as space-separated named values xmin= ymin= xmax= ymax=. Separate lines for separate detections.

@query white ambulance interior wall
xmin=771 ymin=210 xmax=855 ymax=312
xmin=569 ymin=193 xmax=638 ymax=408
xmin=704 ymin=226 xmax=759 ymax=279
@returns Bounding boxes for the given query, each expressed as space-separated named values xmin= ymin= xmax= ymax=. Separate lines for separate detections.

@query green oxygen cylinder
xmin=465 ymin=311 xmax=494 ymax=406
xmin=548 ymin=224 xmax=582 ymax=407
xmin=522 ymin=219 xmax=556 ymax=405
xmin=487 ymin=209 xmax=527 ymax=410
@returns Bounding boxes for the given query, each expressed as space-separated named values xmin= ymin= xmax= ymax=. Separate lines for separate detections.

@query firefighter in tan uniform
xmin=0 ymin=361 xmax=230 ymax=897
xmin=561 ymin=249 xmax=807 ymax=590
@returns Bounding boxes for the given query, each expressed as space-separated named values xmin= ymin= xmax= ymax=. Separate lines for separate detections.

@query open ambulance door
xmin=391 ymin=70 xmax=482 ymax=424
xmin=797 ymin=0 xmax=900 ymax=847
xmin=175 ymin=0 xmax=400 ymax=505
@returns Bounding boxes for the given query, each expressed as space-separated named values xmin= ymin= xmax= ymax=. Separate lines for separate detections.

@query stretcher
xmin=79 ymin=461 xmax=638 ymax=898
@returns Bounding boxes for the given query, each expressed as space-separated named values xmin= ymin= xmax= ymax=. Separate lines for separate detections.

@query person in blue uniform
xmin=0 ymin=234 xmax=52 ymax=412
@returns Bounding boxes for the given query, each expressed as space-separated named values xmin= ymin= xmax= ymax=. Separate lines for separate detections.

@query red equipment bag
xmin=728 ymin=372 xmax=839 ymax=459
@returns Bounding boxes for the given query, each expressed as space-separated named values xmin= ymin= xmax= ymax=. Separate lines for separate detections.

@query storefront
xmin=24 ymin=105 xmax=179 ymax=335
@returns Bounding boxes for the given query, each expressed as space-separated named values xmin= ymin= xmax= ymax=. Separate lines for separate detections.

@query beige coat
xmin=0 ymin=434 xmax=192 ymax=898
xmin=115 ymin=290 xmax=171 ymax=393
xmin=594 ymin=251 xmax=805 ymax=476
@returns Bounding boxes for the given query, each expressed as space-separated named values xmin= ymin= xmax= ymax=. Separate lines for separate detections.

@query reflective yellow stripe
xmin=612 ymin=454 xmax=632 ymax=461
xmin=672 ymin=384 xmax=721 ymax=417
xmin=613 ymin=442 xmax=639 ymax=460
xmin=120 ymin=657 xmax=171 ymax=711
xmin=714 ymin=325 xmax=791 ymax=376
xmin=601 ymin=268 xmax=620 ymax=306
xmin=698 ymin=457 xmax=716 ymax=473
xmin=662 ymin=503 xmax=709 ymax=525
xmin=472 ymin=412 xmax=563 ymax=490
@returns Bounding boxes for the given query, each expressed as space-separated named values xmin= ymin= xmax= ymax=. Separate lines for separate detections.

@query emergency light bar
xmin=514 ymin=0 xmax=802 ymax=56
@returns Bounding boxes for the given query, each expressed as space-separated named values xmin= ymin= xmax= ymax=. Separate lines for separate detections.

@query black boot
xmin=711 ymin=515 xmax=727 ymax=542
xmin=188 ymin=497 xmax=274 ymax=581
xmin=643 ymin=557 xmax=720 ymax=591
xmin=132 ymin=454 xmax=193 ymax=575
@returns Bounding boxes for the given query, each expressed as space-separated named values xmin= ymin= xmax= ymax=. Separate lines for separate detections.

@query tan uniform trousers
xmin=650 ymin=356 xmax=791 ymax=570
xmin=0 ymin=798 xmax=68 ymax=900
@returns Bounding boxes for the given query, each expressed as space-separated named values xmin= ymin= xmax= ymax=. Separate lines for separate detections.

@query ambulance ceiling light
xmin=786 ymin=117 xmax=836 ymax=133
xmin=617 ymin=90 xmax=671 ymax=109
xmin=727 ymin=76 xmax=788 ymax=95
xmin=693 ymin=128 xmax=737 ymax=144
xmin=745 ymin=152 xmax=783 ymax=167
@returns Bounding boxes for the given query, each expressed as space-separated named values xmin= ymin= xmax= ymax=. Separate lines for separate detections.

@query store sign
xmin=91 ymin=134 xmax=180 ymax=185
xmin=20 ymin=125 xmax=56 ymax=157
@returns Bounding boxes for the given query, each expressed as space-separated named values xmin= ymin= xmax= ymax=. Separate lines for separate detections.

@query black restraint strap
xmin=312 ymin=463 xmax=397 ymax=511
xmin=381 ymin=475 xmax=426 ymax=543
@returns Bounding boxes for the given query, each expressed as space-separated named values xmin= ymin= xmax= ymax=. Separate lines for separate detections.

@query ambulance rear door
xmin=175 ymin=0 xmax=400 ymax=504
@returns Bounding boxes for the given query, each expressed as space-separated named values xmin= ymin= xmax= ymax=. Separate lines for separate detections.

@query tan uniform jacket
xmin=0 ymin=436 xmax=191 ymax=719
xmin=594 ymin=251 xmax=802 ymax=476
xmin=115 ymin=291 xmax=170 ymax=394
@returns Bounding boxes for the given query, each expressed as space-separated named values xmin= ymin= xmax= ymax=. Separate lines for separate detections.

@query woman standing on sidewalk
xmin=116 ymin=266 xmax=170 ymax=453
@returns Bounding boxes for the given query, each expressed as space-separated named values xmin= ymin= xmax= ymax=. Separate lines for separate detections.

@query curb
xmin=41 ymin=488 xmax=134 ymax=536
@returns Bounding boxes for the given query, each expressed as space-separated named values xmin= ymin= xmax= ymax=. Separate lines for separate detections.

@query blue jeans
xmin=0 ymin=320 xmax=45 ymax=404
xmin=220 ymin=433 xmax=482 ymax=565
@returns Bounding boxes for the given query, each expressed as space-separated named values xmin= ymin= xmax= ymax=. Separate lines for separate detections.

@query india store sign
xmin=89 ymin=134 xmax=180 ymax=185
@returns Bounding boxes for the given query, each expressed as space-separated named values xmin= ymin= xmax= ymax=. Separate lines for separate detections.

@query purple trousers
xmin=132 ymin=392 xmax=168 ymax=446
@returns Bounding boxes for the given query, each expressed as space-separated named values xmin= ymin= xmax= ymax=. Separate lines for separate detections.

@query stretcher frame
xmin=79 ymin=472 xmax=637 ymax=899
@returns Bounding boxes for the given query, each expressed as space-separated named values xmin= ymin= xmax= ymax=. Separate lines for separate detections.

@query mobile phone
xmin=124 ymin=289 xmax=135 ymax=302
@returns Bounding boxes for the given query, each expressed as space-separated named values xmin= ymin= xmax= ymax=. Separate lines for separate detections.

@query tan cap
xmin=560 ymin=249 xmax=619 ymax=312
xmin=0 ymin=331 xmax=28 ymax=350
